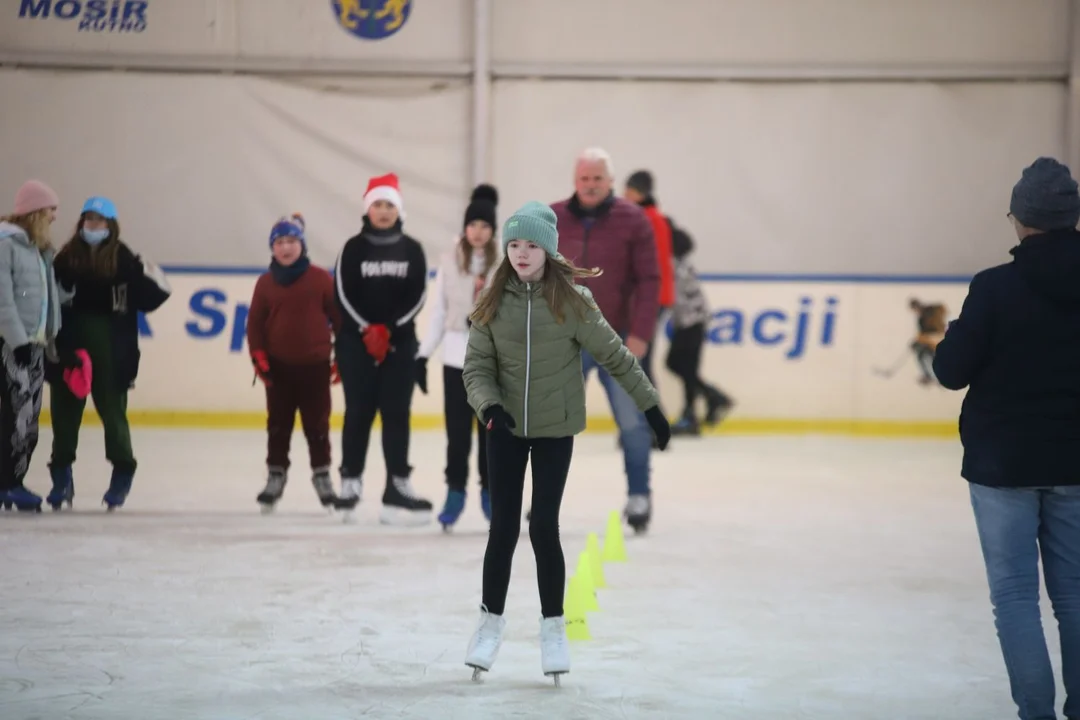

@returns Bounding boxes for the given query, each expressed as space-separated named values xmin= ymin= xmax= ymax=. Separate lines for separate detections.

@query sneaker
xmin=465 ymin=605 xmax=507 ymax=678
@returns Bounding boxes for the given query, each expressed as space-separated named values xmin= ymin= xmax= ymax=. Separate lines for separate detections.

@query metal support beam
xmin=491 ymin=61 xmax=1069 ymax=83
xmin=0 ymin=52 xmax=473 ymax=78
xmin=1067 ymin=0 xmax=1080 ymax=170
xmin=471 ymin=0 xmax=492 ymax=186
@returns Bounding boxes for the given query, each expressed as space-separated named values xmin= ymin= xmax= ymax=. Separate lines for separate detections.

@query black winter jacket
xmin=933 ymin=229 xmax=1080 ymax=487
xmin=47 ymin=240 xmax=171 ymax=390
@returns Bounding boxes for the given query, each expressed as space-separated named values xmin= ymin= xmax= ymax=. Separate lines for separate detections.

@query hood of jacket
xmin=0 ymin=221 xmax=30 ymax=246
xmin=1011 ymin=229 xmax=1080 ymax=303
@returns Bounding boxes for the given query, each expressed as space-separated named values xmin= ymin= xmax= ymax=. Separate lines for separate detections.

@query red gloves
xmin=363 ymin=324 xmax=391 ymax=364
xmin=251 ymin=350 xmax=272 ymax=386
xmin=330 ymin=359 xmax=341 ymax=385
xmin=63 ymin=349 xmax=92 ymax=400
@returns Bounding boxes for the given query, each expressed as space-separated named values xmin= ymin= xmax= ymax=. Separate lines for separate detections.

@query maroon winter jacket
xmin=550 ymin=194 xmax=660 ymax=342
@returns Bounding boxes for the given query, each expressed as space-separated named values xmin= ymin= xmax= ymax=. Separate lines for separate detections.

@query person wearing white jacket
xmin=416 ymin=184 xmax=499 ymax=530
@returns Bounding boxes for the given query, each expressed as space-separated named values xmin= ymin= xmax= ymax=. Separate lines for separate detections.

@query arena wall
xmin=2 ymin=0 xmax=1068 ymax=435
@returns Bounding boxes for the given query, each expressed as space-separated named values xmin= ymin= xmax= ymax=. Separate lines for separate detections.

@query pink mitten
xmin=63 ymin=349 xmax=92 ymax=400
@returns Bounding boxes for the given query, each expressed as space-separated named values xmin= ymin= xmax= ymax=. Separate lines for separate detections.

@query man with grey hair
xmin=551 ymin=147 xmax=661 ymax=533
xmin=934 ymin=156 xmax=1080 ymax=720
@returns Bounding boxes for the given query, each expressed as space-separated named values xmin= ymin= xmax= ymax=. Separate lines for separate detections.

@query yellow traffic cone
xmin=575 ymin=551 xmax=599 ymax=612
xmin=586 ymin=532 xmax=606 ymax=588
xmin=564 ymin=575 xmax=591 ymax=641
xmin=602 ymin=510 xmax=628 ymax=563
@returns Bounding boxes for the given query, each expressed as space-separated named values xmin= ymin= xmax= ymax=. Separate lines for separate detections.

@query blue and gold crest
xmin=332 ymin=0 xmax=411 ymax=40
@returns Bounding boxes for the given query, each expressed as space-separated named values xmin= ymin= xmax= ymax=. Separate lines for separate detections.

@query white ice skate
xmin=540 ymin=616 xmax=570 ymax=686
xmin=340 ymin=477 xmax=362 ymax=523
xmin=465 ymin=606 xmax=506 ymax=681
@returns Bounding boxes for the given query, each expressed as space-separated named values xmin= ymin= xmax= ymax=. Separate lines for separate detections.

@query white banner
xmin=0 ymin=68 xmax=1060 ymax=277
xmin=42 ymin=272 xmax=970 ymax=436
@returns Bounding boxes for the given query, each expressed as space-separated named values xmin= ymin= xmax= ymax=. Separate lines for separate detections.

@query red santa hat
xmin=364 ymin=173 xmax=404 ymax=216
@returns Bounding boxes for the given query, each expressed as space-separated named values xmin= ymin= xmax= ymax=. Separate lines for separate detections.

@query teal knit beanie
xmin=502 ymin=201 xmax=559 ymax=258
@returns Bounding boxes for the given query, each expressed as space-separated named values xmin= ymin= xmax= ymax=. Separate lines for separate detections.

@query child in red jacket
xmin=247 ymin=213 xmax=347 ymax=513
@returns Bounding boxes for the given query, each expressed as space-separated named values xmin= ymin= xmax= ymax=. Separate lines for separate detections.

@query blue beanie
xmin=502 ymin=201 xmax=559 ymax=258
xmin=269 ymin=213 xmax=306 ymax=250
xmin=1010 ymin=158 xmax=1080 ymax=231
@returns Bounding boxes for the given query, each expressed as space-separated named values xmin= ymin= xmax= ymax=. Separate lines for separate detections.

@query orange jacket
xmin=642 ymin=204 xmax=675 ymax=308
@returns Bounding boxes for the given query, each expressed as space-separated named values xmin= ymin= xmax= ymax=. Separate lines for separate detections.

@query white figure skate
xmin=540 ymin=616 xmax=570 ymax=686
xmin=465 ymin=606 xmax=506 ymax=681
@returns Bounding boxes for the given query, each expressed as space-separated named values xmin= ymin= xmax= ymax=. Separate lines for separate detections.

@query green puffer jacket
xmin=463 ymin=276 xmax=659 ymax=438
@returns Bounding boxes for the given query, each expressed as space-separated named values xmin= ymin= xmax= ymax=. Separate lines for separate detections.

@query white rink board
xmin=44 ymin=272 xmax=972 ymax=429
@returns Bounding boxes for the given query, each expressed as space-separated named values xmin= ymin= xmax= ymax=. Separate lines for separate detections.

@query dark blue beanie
xmin=1010 ymin=157 xmax=1080 ymax=231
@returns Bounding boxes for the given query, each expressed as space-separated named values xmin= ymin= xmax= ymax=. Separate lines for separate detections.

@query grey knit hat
xmin=502 ymin=201 xmax=559 ymax=257
xmin=1010 ymin=157 xmax=1080 ymax=231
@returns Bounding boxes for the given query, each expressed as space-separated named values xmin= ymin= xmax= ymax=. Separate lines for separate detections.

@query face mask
xmin=81 ymin=228 xmax=109 ymax=245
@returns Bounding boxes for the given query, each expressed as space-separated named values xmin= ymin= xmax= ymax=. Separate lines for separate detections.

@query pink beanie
xmin=14 ymin=180 xmax=59 ymax=216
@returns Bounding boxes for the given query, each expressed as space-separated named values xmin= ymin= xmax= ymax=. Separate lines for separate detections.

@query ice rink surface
xmin=0 ymin=428 xmax=1041 ymax=719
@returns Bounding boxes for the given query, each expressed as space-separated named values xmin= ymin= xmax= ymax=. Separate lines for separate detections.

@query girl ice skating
xmin=665 ymin=223 xmax=734 ymax=435
xmin=416 ymin=183 xmax=500 ymax=529
xmin=47 ymin=196 xmax=172 ymax=511
xmin=461 ymin=201 xmax=671 ymax=684
xmin=334 ymin=173 xmax=431 ymax=524
xmin=0 ymin=180 xmax=65 ymax=512
xmin=246 ymin=213 xmax=344 ymax=513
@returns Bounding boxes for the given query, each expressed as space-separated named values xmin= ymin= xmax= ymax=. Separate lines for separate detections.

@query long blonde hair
xmin=0 ymin=209 xmax=53 ymax=252
xmin=470 ymin=253 xmax=603 ymax=326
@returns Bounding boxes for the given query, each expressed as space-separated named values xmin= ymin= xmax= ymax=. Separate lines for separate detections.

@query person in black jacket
xmin=45 ymin=196 xmax=171 ymax=511
xmin=334 ymin=173 xmax=432 ymax=525
xmin=933 ymin=157 xmax=1080 ymax=720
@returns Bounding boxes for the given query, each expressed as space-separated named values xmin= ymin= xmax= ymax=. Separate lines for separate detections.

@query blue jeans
xmin=581 ymin=350 xmax=650 ymax=496
xmin=970 ymin=482 xmax=1080 ymax=720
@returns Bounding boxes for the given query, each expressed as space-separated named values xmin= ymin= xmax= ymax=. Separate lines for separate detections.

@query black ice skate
xmin=257 ymin=466 xmax=287 ymax=514
xmin=624 ymin=494 xmax=651 ymax=534
xmin=379 ymin=472 xmax=432 ymax=527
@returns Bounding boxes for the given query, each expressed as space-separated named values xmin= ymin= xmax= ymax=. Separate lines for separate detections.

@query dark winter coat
xmin=549 ymin=194 xmax=660 ymax=342
xmin=48 ymin=240 xmax=171 ymax=389
xmin=932 ymin=229 xmax=1080 ymax=487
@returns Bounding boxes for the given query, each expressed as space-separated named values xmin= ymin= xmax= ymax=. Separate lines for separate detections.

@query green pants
xmin=50 ymin=314 xmax=136 ymax=473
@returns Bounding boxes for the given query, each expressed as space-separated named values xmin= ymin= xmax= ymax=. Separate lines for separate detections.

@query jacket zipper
xmin=581 ymin=222 xmax=592 ymax=269
xmin=524 ymin=284 xmax=532 ymax=436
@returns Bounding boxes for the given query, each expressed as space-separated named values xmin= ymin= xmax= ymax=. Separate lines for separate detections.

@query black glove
xmin=12 ymin=344 xmax=32 ymax=368
xmin=415 ymin=357 xmax=428 ymax=395
xmin=644 ymin=406 xmax=671 ymax=451
xmin=483 ymin=405 xmax=516 ymax=433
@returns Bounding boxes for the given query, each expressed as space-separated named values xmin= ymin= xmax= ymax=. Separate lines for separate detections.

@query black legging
xmin=481 ymin=432 xmax=573 ymax=618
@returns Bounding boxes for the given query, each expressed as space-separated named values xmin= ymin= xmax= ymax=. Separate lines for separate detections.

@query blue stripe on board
xmin=158 ymin=265 xmax=974 ymax=284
